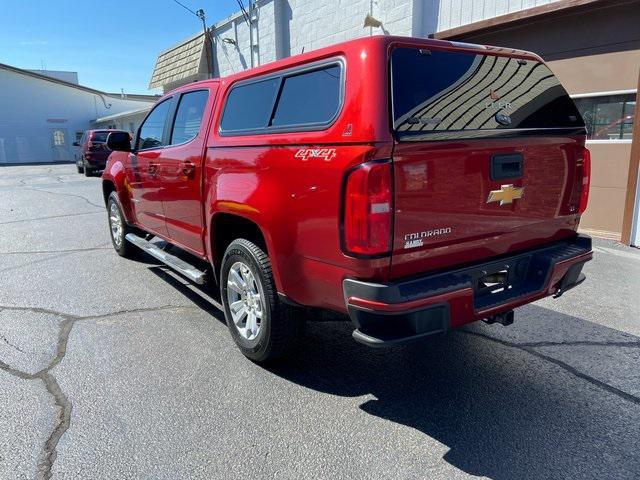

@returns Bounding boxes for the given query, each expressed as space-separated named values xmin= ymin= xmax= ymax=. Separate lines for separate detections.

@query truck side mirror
xmin=106 ymin=131 xmax=132 ymax=152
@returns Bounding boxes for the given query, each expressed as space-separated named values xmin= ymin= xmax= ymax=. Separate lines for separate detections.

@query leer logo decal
xmin=295 ymin=148 xmax=337 ymax=162
xmin=485 ymin=88 xmax=513 ymax=111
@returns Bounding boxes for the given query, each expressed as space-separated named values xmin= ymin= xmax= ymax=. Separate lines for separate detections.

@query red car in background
xmin=74 ymin=129 xmax=129 ymax=176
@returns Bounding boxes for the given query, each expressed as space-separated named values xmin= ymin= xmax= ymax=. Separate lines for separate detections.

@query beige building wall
xmin=547 ymin=50 xmax=639 ymax=239
xmin=439 ymin=1 xmax=640 ymax=240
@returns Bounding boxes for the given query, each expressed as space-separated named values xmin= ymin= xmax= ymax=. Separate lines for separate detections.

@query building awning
xmin=94 ymin=106 xmax=152 ymax=124
xmin=434 ymin=0 xmax=610 ymax=39
xmin=149 ymin=32 xmax=208 ymax=89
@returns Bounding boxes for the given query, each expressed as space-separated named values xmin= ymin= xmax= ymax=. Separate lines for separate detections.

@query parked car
xmin=74 ymin=129 xmax=129 ymax=176
xmin=102 ymin=36 xmax=592 ymax=363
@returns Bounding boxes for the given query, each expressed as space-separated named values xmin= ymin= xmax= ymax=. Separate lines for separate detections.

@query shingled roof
xmin=149 ymin=32 xmax=208 ymax=90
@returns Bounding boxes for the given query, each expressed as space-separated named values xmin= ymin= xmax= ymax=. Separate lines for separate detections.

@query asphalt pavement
xmin=1 ymin=164 xmax=639 ymax=479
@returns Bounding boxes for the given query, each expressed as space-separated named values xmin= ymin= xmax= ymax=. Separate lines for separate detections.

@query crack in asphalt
xmin=0 ymin=210 xmax=103 ymax=226
xmin=0 ymin=304 xmax=200 ymax=479
xmin=0 ymin=245 xmax=111 ymax=255
xmin=1 ymin=335 xmax=36 ymax=355
xmin=461 ymin=330 xmax=640 ymax=406
xmin=22 ymin=186 xmax=105 ymax=209
xmin=518 ymin=340 xmax=640 ymax=348
xmin=0 ymin=245 xmax=113 ymax=275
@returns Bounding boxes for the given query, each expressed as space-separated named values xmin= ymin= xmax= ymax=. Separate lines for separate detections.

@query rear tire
xmin=107 ymin=192 xmax=137 ymax=258
xmin=77 ymin=165 xmax=84 ymax=174
xmin=220 ymin=239 xmax=301 ymax=363
xmin=84 ymin=165 xmax=92 ymax=177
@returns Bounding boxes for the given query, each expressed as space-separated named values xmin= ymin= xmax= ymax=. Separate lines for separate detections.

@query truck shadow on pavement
xmin=270 ymin=308 xmax=640 ymax=480
xmin=145 ymin=257 xmax=640 ymax=479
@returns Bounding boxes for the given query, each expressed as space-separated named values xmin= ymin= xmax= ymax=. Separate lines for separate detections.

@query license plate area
xmin=471 ymin=257 xmax=531 ymax=305
xmin=477 ymin=269 xmax=510 ymax=295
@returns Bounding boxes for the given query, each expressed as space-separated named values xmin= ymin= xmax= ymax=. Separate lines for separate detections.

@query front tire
xmin=107 ymin=192 xmax=136 ymax=258
xmin=220 ymin=239 xmax=301 ymax=363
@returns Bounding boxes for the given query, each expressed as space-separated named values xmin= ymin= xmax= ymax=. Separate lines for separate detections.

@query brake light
xmin=578 ymin=148 xmax=591 ymax=214
xmin=568 ymin=147 xmax=591 ymax=215
xmin=342 ymin=161 xmax=392 ymax=256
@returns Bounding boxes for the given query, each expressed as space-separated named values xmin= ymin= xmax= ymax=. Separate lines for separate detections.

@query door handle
xmin=148 ymin=163 xmax=158 ymax=176
xmin=181 ymin=160 xmax=195 ymax=178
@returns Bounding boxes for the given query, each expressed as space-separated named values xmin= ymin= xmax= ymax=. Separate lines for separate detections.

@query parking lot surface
xmin=1 ymin=164 xmax=639 ymax=479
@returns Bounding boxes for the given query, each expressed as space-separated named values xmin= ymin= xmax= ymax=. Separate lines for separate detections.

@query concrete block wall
xmin=208 ymin=0 xmax=559 ymax=78
xmin=210 ymin=0 xmax=438 ymax=78
xmin=437 ymin=0 xmax=557 ymax=32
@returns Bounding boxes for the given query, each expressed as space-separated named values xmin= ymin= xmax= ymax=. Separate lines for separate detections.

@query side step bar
xmin=125 ymin=233 xmax=207 ymax=285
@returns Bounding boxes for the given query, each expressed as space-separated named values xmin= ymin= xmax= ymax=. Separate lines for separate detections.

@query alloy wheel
xmin=226 ymin=261 xmax=265 ymax=341
xmin=109 ymin=202 xmax=123 ymax=247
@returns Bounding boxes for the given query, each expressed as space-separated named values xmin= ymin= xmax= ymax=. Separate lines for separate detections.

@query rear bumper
xmin=84 ymin=154 xmax=108 ymax=168
xmin=343 ymin=235 xmax=592 ymax=347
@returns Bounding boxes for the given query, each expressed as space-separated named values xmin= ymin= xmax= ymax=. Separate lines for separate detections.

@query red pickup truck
xmin=102 ymin=36 xmax=592 ymax=362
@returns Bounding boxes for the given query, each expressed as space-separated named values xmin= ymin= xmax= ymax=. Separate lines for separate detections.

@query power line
xmin=171 ymin=0 xmax=199 ymax=17
xmin=236 ymin=0 xmax=250 ymax=26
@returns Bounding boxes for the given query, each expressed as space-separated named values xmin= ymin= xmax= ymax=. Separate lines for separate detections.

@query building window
xmin=573 ymin=93 xmax=636 ymax=140
xmin=52 ymin=129 xmax=66 ymax=146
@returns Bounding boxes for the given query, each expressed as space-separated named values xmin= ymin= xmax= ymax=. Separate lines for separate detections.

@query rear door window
xmin=170 ymin=90 xmax=209 ymax=145
xmin=391 ymin=47 xmax=584 ymax=139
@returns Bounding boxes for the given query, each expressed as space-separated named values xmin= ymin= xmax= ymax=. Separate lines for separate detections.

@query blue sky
xmin=0 ymin=0 xmax=240 ymax=94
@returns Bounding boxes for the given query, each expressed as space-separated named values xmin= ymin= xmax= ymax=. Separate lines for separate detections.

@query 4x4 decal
xmin=295 ymin=148 xmax=337 ymax=162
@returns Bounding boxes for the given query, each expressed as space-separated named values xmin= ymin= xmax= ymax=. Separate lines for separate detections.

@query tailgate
xmin=389 ymin=45 xmax=587 ymax=279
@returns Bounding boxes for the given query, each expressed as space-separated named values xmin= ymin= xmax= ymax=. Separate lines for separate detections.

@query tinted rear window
xmin=91 ymin=132 xmax=110 ymax=142
xmin=271 ymin=65 xmax=341 ymax=127
xmin=220 ymin=63 xmax=342 ymax=134
xmin=220 ymin=78 xmax=280 ymax=132
xmin=391 ymin=48 xmax=584 ymax=138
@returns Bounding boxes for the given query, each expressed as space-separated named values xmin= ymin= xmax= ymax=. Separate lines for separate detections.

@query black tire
xmin=220 ymin=239 xmax=301 ymax=363
xmin=107 ymin=192 xmax=137 ymax=258
xmin=84 ymin=165 xmax=92 ymax=177
xmin=77 ymin=165 xmax=84 ymax=174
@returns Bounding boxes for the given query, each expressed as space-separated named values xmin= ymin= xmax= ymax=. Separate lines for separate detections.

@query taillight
xmin=342 ymin=161 xmax=393 ymax=256
xmin=578 ymin=148 xmax=591 ymax=214
xmin=568 ymin=147 xmax=591 ymax=215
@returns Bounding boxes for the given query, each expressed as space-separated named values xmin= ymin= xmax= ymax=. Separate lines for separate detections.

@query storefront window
xmin=573 ymin=93 xmax=636 ymax=140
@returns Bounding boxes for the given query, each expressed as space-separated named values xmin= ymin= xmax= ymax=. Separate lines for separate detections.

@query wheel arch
xmin=209 ymin=212 xmax=283 ymax=291
xmin=102 ymin=156 xmax=135 ymax=224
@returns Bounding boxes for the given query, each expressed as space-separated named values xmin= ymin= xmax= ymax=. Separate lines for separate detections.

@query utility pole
xmin=248 ymin=0 xmax=255 ymax=68
xmin=170 ymin=2 xmax=214 ymax=78
xmin=196 ymin=9 xmax=214 ymax=79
